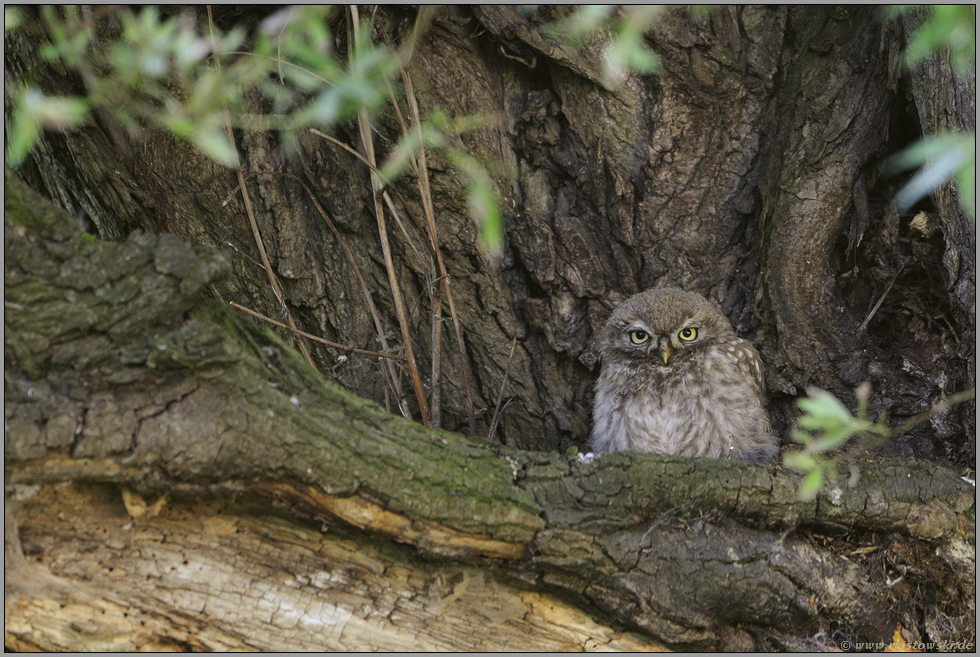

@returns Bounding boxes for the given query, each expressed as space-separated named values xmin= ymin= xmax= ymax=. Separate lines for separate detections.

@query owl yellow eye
xmin=678 ymin=327 xmax=698 ymax=341
xmin=629 ymin=330 xmax=650 ymax=345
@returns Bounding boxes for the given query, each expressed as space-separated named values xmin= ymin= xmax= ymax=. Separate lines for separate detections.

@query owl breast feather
xmin=591 ymin=347 xmax=776 ymax=463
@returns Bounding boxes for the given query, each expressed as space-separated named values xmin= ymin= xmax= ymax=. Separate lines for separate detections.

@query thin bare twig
xmin=234 ymin=168 xmax=413 ymax=419
xmin=842 ymin=388 xmax=975 ymax=459
xmin=489 ymin=397 xmax=517 ymax=445
xmin=308 ymin=129 xmax=378 ymax=173
xmin=349 ymin=5 xmax=432 ymax=428
xmin=206 ymin=6 xmax=318 ymax=373
xmin=230 ymin=302 xmax=405 ymax=361
xmin=488 ymin=337 xmax=519 ymax=442
xmin=857 ymin=256 xmax=911 ymax=334
xmin=886 ymin=388 xmax=975 ymax=438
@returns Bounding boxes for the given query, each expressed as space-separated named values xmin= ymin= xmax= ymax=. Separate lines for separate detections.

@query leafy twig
xmin=842 ymin=388 xmax=976 ymax=460
xmin=784 ymin=384 xmax=975 ymax=500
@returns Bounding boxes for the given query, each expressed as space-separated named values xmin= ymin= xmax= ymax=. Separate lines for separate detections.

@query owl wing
xmin=728 ymin=337 xmax=766 ymax=400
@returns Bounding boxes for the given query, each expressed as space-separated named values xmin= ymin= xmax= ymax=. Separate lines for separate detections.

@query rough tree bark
xmin=4 ymin=171 xmax=975 ymax=650
xmin=4 ymin=4 xmax=976 ymax=652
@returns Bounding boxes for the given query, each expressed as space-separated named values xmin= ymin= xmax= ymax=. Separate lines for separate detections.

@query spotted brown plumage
xmin=592 ymin=287 xmax=778 ymax=464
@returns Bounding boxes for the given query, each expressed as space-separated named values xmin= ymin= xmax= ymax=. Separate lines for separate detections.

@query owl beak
xmin=658 ymin=337 xmax=672 ymax=364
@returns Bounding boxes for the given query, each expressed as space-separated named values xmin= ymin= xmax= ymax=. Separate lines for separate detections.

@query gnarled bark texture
xmin=4 ymin=4 xmax=976 ymax=652
xmin=4 ymin=170 xmax=975 ymax=651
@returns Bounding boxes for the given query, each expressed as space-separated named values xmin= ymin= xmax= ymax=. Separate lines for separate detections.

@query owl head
xmin=598 ymin=287 xmax=737 ymax=366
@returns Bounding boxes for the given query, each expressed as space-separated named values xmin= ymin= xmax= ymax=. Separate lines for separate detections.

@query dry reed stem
xmin=376 ymin=71 xmax=444 ymax=429
xmin=206 ymin=6 xmax=318 ymax=373
xmin=349 ymin=5 xmax=432 ymax=429
xmin=381 ymin=191 xmax=441 ymax=426
xmin=429 ymin=284 xmax=444 ymax=428
xmin=401 ymin=36 xmax=476 ymax=436
xmin=384 ymin=193 xmax=430 ymax=269
xmin=308 ymin=129 xmax=375 ymax=172
xmin=378 ymin=18 xmax=477 ymax=435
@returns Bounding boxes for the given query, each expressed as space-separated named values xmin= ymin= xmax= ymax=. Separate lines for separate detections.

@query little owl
xmin=592 ymin=287 xmax=778 ymax=464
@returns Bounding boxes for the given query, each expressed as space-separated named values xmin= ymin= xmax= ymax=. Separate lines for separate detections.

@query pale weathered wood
xmin=5 ymin=483 xmax=666 ymax=652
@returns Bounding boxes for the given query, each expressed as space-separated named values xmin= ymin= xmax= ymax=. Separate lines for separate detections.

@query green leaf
xmin=453 ymin=152 xmax=505 ymax=260
xmin=6 ymin=88 xmax=90 ymax=165
xmin=953 ymin=150 xmax=976 ymax=220
xmin=378 ymin=132 xmax=422 ymax=184
xmin=798 ymin=469 xmax=825 ymax=501
xmin=5 ymin=6 xmax=21 ymax=31
xmin=190 ymin=127 xmax=238 ymax=167
xmin=887 ymin=131 xmax=961 ymax=173
xmin=812 ymin=425 xmax=856 ymax=452
xmin=883 ymin=6 xmax=974 ymax=220
xmin=378 ymin=122 xmax=445 ymax=184
xmin=782 ymin=451 xmax=817 ymax=473
xmin=159 ymin=114 xmax=195 ymax=139
xmin=5 ymin=105 xmax=40 ymax=166
xmin=797 ymin=412 xmax=844 ymax=432
xmin=797 ymin=389 xmax=852 ymax=424
xmin=541 ymin=5 xmax=614 ymax=48
xmin=475 ymin=188 xmax=504 ymax=261
xmin=894 ymin=136 xmax=973 ymax=212
xmin=789 ymin=428 xmax=813 ymax=446
xmin=902 ymin=4 xmax=975 ymax=76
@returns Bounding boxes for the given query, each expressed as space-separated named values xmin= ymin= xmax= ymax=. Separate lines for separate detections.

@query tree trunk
xmin=7 ymin=5 xmax=973 ymax=458
xmin=4 ymin=4 xmax=976 ymax=651
xmin=5 ymin=170 xmax=975 ymax=650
